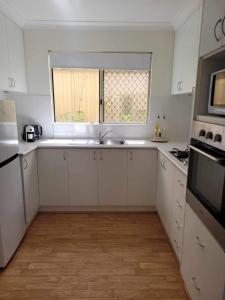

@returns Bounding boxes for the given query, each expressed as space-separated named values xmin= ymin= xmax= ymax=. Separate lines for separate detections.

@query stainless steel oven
xmin=187 ymin=121 xmax=225 ymax=250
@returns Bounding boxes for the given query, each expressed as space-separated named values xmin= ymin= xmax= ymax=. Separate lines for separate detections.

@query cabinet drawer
xmin=181 ymin=204 xmax=225 ymax=300
xmin=171 ymin=218 xmax=183 ymax=260
xmin=173 ymin=168 xmax=187 ymax=221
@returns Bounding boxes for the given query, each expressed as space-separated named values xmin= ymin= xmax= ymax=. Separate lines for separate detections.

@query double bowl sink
xmin=70 ymin=138 xmax=125 ymax=145
xmin=40 ymin=139 xmax=148 ymax=146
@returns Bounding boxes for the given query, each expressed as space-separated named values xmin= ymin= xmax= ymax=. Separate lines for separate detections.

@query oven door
xmin=187 ymin=139 xmax=225 ymax=249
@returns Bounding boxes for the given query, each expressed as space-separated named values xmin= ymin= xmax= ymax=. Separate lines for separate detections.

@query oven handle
xmin=189 ymin=145 xmax=225 ymax=163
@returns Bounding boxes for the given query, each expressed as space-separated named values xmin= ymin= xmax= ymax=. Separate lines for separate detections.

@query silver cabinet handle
xmin=8 ymin=77 xmax=11 ymax=88
xmin=222 ymin=16 xmax=225 ymax=36
xmin=195 ymin=235 xmax=205 ymax=248
xmin=175 ymin=220 xmax=181 ymax=230
xmin=178 ymin=179 xmax=184 ymax=187
xmin=179 ymin=81 xmax=183 ymax=91
xmin=63 ymin=151 xmax=66 ymax=161
xmin=100 ymin=151 xmax=103 ymax=160
xmin=191 ymin=276 xmax=201 ymax=292
xmin=93 ymin=151 xmax=97 ymax=160
xmin=173 ymin=239 xmax=179 ymax=250
xmin=23 ymin=158 xmax=28 ymax=170
xmin=12 ymin=78 xmax=15 ymax=87
xmin=176 ymin=200 xmax=183 ymax=208
xmin=214 ymin=18 xmax=222 ymax=42
xmin=177 ymin=81 xmax=183 ymax=91
xmin=161 ymin=159 xmax=167 ymax=170
xmin=129 ymin=151 xmax=133 ymax=160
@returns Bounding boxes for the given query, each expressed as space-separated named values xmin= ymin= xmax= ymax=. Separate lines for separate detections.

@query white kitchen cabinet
xmin=21 ymin=151 xmax=39 ymax=226
xmin=156 ymin=153 xmax=174 ymax=237
xmin=67 ymin=149 xmax=98 ymax=206
xmin=156 ymin=152 xmax=187 ymax=262
xmin=99 ymin=149 xmax=127 ymax=206
xmin=200 ymin=0 xmax=225 ymax=57
xmin=181 ymin=204 xmax=225 ymax=300
xmin=172 ymin=6 xmax=202 ymax=94
xmin=0 ymin=13 xmax=10 ymax=90
xmin=170 ymin=167 xmax=187 ymax=261
xmin=5 ymin=17 xmax=27 ymax=92
xmin=127 ymin=149 xmax=157 ymax=206
xmin=0 ymin=11 xmax=27 ymax=92
xmin=37 ymin=149 xmax=69 ymax=206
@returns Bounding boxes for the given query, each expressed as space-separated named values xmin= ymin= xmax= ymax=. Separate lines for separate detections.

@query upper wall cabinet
xmin=200 ymin=0 xmax=225 ymax=57
xmin=0 ymin=11 xmax=27 ymax=93
xmin=171 ymin=6 xmax=202 ymax=95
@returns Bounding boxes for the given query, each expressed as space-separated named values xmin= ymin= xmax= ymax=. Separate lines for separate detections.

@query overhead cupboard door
xmin=200 ymin=0 xmax=225 ymax=56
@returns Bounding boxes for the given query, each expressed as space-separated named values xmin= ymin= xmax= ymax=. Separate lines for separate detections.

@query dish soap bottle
xmin=154 ymin=114 xmax=161 ymax=138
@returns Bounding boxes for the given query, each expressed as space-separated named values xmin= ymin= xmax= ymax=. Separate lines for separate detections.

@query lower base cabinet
xmin=68 ymin=149 xmax=98 ymax=206
xmin=127 ymin=149 xmax=157 ymax=206
xmin=156 ymin=152 xmax=187 ymax=261
xmin=21 ymin=151 xmax=39 ymax=225
xmin=181 ymin=204 xmax=225 ymax=300
xmin=98 ymin=149 xmax=127 ymax=206
xmin=37 ymin=149 xmax=69 ymax=206
xmin=37 ymin=148 xmax=157 ymax=208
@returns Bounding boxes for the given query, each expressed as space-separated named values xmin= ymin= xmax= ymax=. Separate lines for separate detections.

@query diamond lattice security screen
xmin=103 ymin=70 xmax=150 ymax=123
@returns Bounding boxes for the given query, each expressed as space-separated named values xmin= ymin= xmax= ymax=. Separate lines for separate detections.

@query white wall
xmin=9 ymin=27 xmax=193 ymax=142
xmin=24 ymin=28 xmax=174 ymax=97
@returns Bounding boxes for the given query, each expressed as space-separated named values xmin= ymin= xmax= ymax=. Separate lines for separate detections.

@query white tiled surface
xmin=19 ymin=139 xmax=188 ymax=175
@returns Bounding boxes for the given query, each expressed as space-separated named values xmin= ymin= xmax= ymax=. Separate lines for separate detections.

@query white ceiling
xmin=0 ymin=0 xmax=201 ymax=30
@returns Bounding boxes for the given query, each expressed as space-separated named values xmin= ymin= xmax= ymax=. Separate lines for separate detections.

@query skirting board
xmin=39 ymin=205 xmax=156 ymax=212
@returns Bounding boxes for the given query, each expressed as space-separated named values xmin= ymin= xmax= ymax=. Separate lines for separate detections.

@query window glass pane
xmin=53 ymin=69 xmax=99 ymax=122
xmin=103 ymin=70 xmax=150 ymax=123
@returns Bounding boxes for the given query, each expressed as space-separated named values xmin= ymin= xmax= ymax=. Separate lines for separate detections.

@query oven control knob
xmin=199 ymin=129 xmax=206 ymax=137
xmin=206 ymin=131 xmax=213 ymax=140
xmin=214 ymin=134 xmax=222 ymax=143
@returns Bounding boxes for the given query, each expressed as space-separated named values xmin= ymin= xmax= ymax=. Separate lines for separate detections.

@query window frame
xmin=51 ymin=67 xmax=151 ymax=125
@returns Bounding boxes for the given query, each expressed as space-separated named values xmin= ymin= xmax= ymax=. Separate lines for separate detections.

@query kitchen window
xmin=50 ymin=52 xmax=151 ymax=124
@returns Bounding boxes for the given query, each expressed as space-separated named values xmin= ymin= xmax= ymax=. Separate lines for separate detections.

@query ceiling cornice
xmin=23 ymin=21 xmax=174 ymax=31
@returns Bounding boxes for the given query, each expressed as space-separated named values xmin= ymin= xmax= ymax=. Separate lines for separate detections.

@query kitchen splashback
xmin=9 ymin=93 xmax=193 ymax=143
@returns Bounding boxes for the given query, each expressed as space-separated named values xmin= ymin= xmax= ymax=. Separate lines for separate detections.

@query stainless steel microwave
xmin=208 ymin=69 xmax=225 ymax=115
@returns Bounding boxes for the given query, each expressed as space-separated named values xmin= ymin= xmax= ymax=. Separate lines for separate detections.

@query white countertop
xmin=19 ymin=139 xmax=189 ymax=175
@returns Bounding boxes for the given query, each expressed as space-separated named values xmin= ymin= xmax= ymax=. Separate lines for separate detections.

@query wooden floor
xmin=0 ymin=213 xmax=188 ymax=300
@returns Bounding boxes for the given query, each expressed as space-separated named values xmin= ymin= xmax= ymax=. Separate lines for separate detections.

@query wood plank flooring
xmin=0 ymin=213 xmax=188 ymax=300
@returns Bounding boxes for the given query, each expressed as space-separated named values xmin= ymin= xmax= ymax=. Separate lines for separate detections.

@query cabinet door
xmin=172 ymin=25 xmax=184 ymax=94
xmin=5 ymin=17 xmax=27 ymax=93
xmin=127 ymin=149 xmax=157 ymax=206
xmin=170 ymin=168 xmax=187 ymax=261
xmin=156 ymin=153 xmax=174 ymax=237
xmin=0 ymin=12 xmax=10 ymax=91
xmin=68 ymin=149 xmax=98 ymax=206
xmin=200 ymin=0 xmax=225 ymax=57
xmin=172 ymin=6 xmax=201 ymax=94
xmin=181 ymin=6 xmax=201 ymax=93
xmin=181 ymin=204 xmax=225 ymax=300
xmin=37 ymin=149 xmax=68 ymax=206
xmin=99 ymin=149 xmax=127 ymax=206
xmin=21 ymin=151 xmax=39 ymax=225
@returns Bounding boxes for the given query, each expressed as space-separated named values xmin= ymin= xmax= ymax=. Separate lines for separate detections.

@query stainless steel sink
xmin=99 ymin=139 xmax=125 ymax=145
